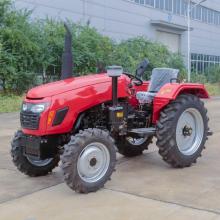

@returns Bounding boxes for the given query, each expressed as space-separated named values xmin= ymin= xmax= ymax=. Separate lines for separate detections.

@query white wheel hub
xmin=126 ymin=136 xmax=148 ymax=146
xmin=26 ymin=156 xmax=53 ymax=166
xmin=77 ymin=142 xmax=110 ymax=183
xmin=176 ymin=108 xmax=204 ymax=156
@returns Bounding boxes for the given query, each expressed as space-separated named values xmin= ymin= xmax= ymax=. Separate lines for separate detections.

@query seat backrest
xmin=148 ymin=68 xmax=179 ymax=92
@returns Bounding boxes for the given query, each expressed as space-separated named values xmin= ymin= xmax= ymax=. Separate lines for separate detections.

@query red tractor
xmin=11 ymin=24 xmax=211 ymax=193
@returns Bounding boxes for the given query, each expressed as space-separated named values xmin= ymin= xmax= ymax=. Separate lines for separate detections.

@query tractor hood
xmin=26 ymin=74 xmax=112 ymax=99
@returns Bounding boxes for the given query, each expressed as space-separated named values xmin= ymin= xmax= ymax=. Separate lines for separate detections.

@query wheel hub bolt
xmin=183 ymin=126 xmax=193 ymax=136
xmin=90 ymin=158 xmax=97 ymax=167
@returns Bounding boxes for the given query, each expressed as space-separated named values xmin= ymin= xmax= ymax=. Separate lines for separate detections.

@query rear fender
xmin=152 ymin=83 xmax=209 ymax=124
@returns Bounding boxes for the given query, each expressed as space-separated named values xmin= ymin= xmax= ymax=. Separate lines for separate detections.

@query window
xmin=191 ymin=2 xmax=196 ymax=19
xmin=208 ymin=9 xmax=214 ymax=24
xmin=160 ymin=0 xmax=164 ymax=10
xmin=181 ymin=0 xmax=187 ymax=16
xmin=218 ymin=12 xmax=220 ymax=25
xmin=155 ymin=0 xmax=164 ymax=10
xmin=214 ymin=11 xmax=218 ymax=25
xmin=128 ymin=0 xmax=220 ymax=26
xmin=145 ymin=0 xmax=154 ymax=6
xmin=173 ymin=0 xmax=181 ymax=15
xmin=202 ymin=7 xmax=208 ymax=23
xmin=191 ymin=53 xmax=220 ymax=75
xmin=155 ymin=0 xmax=159 ymax=8
xmin=165 ymin=0 xmax=172 ymax=12
xmin=195 ymin=5 xmax=202 ymax=20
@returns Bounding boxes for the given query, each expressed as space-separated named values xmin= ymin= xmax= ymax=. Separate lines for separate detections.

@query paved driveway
xmin=0 ymin=99 xmax=220 ymax=220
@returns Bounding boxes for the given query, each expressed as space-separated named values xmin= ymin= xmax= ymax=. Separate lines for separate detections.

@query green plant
xmin=205 ymin=83 xmax=220 ymax=96
xmin=205 ymin=65 xmax=220 ymax=83
xmin=0 ymin=0 xmax=187 ymax=94
xmin=73 ymin=24 xmax=114 ymax=74
xmin=0 ymin=93 xmax=23 ymax=112
xmin=111 ymin=37 xmax=186 ymax=79
xmin=0 ymin=0 xmax=39 ymax=93
xmin=191 ymin=73 xmax=207 ymax=84
xmin=168 ymin=53 xmax=187 ymax=80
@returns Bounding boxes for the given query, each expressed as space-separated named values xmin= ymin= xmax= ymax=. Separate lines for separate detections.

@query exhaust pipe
xmin=61 ymin=23 xmax=73 ymax=80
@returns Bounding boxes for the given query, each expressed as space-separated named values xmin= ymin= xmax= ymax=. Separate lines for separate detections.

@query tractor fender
xmin=152 ymin=83 xmax=209 ymax=124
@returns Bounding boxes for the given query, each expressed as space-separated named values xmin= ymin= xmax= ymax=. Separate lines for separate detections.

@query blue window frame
xmin=191 ymin=53 xmax=220 ymax=74
xmin=129 ymin=0 xmax=220 ymax=26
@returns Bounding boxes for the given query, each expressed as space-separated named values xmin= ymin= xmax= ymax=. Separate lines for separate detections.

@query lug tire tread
xmin=61 ymin=128 xmax=116 ymax=193
xmin=117 ymin=136 xmax=153 ymax=157
xmin=156 ymin=94 xmax=209 ymax=168
xmin=11 ymin=130 xmax=60 ymax=177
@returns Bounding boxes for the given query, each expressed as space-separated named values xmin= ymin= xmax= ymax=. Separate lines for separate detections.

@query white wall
xmin=15 ymin=0 xmax=220 ymax=61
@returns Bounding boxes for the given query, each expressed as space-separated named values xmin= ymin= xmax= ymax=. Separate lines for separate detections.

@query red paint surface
xmin=152 ymin=83 xmax=209 ymax=123
xmin=22 ymin=73 xmax=209 ymax=136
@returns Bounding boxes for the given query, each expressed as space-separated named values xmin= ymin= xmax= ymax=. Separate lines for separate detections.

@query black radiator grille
xmin=20 ymin=112 xmax=40 ymax=130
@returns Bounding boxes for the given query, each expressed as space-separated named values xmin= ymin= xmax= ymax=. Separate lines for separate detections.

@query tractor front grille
xmin=20 ymin=112 xmax=40 ymax=130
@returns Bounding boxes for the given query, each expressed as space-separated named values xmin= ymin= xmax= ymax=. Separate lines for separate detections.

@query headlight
xmin=22 ymin=103 xmax=28 ymax=111
xmin=31 ymin=104 xmax=46 ymax=113
xmin=22 ymin=102 xmax=48 ymax=113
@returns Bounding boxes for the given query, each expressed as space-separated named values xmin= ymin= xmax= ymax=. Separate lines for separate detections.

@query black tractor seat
xmin=136 ymin=68 xmax=179 ymax=104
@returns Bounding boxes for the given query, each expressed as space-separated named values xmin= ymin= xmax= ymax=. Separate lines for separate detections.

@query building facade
xmin=15 ymin=0 xmax=220 ymax=74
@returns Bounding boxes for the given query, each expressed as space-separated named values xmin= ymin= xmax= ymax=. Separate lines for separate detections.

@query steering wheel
xmin=123 ymin=72 xmax=143 ymax=86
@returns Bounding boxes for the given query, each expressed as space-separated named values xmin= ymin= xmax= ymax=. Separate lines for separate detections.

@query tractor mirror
xmin=107 ymin=66 xmax=123 ymax=77
xmin=135 ymin=58 xmax=149 ymax=79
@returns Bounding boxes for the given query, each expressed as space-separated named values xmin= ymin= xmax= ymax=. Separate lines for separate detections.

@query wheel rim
xmin=126 ymin=136 xmax=148 ymax=146
xmin=77 ymin=142 xmax=110 ymax=183
xmin=176 ymin=108 xmax=204 ymax=156
xmin=26 ymin=156 xmax=53 ymax=167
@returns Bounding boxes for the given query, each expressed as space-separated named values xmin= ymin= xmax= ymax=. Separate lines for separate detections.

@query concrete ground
xmin=0 ymin=99 xmax=220 ymax=220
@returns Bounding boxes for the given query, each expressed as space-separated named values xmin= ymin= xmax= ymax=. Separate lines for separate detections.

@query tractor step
xmin=128 ymin=127 xmax=156 ymax=138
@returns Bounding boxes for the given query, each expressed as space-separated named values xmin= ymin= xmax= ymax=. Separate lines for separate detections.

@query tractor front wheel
xmin=11 ymin=131 xmax=60 ymax=176
xmin=61 ymin=128 xmax=116 ymax=193
xmin=156 ymin=94 xmax=208 ymax=168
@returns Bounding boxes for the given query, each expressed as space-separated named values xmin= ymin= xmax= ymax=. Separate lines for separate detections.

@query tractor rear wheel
xmin=117 ymin=136 xmax=153 ymax=157
xmin=156 ymin=94 xmax=208 ymax=168
xmin=11 ymin=130 xmax=60 ymax=176
xmin=61 ymin=128 xmax=116 ymax=193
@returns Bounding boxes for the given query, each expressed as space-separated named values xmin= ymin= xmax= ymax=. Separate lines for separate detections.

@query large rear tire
xmin=156 ymin=94 xmax=209 ymax=168
xmin=61 ymin=128 xmax=116 ymax=193
xmin=117 ymin=136 xmax=153 ymax=157
xmin=11 ymin=131 xmax=60 ymax=176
